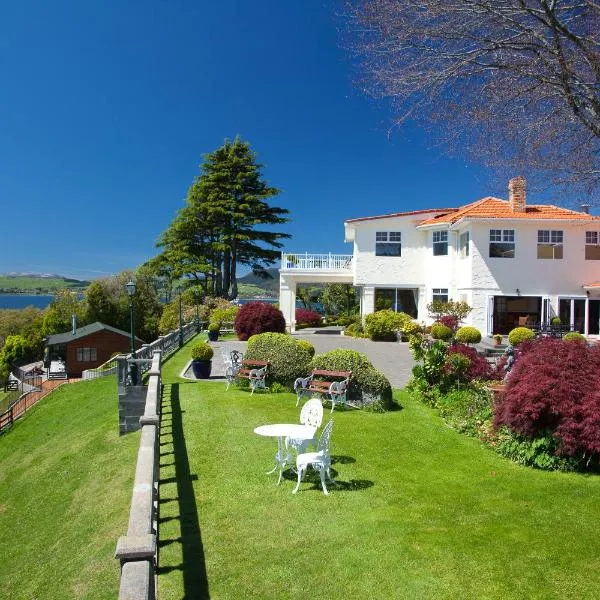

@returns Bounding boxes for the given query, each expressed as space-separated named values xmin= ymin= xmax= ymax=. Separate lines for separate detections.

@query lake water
xmin=0 ymin=295 xmax=54 ymax=310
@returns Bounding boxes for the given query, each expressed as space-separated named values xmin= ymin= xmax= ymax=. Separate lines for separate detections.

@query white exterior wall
xmin=347 ymin=216 xmax=600 ymax=335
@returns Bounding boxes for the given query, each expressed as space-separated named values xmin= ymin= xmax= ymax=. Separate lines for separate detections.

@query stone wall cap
xmin=115 ymin=534 xmax=156 ymax=560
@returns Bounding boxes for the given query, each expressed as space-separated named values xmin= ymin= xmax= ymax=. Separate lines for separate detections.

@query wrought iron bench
xmin=294 ymin=369 xmax=352 ymax=413
xmin=226 ymin=359 xmax=269 ymax=394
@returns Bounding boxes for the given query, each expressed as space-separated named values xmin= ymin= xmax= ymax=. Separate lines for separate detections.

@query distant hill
xmin=237 ymin=268 xmax=279 ymax=296
xmin=0 ymin=274 xmax=90 ymax=294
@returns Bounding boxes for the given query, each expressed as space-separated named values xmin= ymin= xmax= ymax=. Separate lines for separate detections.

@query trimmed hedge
xmin=296 ymin=338 xmax=315 ymax=357
xmin=309 ymin=348 xmax=393 ymax=410
xmin=563 ymin=331 xmax=586 ymax=342
xmin=431 ymin=323 xmax=453 ymax=341
xmin=508 ymin=326 xmax=535 ymax=346
xmin=245 ymin=333 xmax=311 ymax=386
xmin=295 ymin=308 xmax=322 ymax=328
xmin=234 ymin=301 xmax=286 ymax=341
xmin=364 ymin=310 xmax=412 ymax=341
xmin=454 ymin=326 xmax=482 ymax=345
xmin=190 ymin=342 xmax=213 ymax=361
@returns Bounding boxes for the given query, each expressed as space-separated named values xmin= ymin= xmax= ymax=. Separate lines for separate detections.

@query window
xmin=489 ymin=229 xmax=515 ymax=258
xmin=459 ymin=232 xmax=469 ymax=258
xmin=76 ymin=347 xmax=97 ymax=362
xmin=537 ymin=230 xmax=563 ymax=259
xmin=375 ymin=231 xmax=402 ymax=256
xmin=585 ymin=231 xmax=600 ymax=260
xmin=432 ymin=288 xmax=448 ymax=303
xmin=432 ymin=231 xmax=448 ymax=256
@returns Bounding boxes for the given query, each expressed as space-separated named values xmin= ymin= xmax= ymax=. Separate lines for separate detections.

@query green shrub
xmin=563 ymin=331 xmax=586 ymax=342
xmin=190 ymin=342 xmax=214 ymax=361
xmin=436 ymin=385 xmax=494 ymax=436
xmin=364 ymin=310 xmax=412 ymax=341
xmin=309 ymin=349 xmax=393 ymax=409
xmin=244 ymin=332 xmax=311 ymax=386
xmin=454 ymin=326 xmax=482 ymax=344
xmin=401 ymin=320 xmax=422 ymax=338
xmin=208 ymin=322 xmax=220 ymax=333
xmin=210 ymin=305 xmax=239 ymax=325
xmin=296 ymin=338 xmax=315 ymax=357
xmin=508 ymin=326 xmax=535 ymax=346
xmin=430 ymin=323 xmax=453 ymax=341
xmin=551 ymin=316 xmax=562 ymax=326
xmin=344 ymin=323 xmax=367 ymax=338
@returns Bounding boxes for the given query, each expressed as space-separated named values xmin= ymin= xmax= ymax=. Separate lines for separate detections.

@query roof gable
xmin=45 ymin=322 xmax=143 ymax=346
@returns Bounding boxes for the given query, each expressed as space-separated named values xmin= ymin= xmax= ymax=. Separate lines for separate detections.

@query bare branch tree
xmin=344 ymin=0 xmax=600 ymax=196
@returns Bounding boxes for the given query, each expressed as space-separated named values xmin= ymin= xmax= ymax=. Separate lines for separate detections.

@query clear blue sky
xmin=0 ymin=1 xmax=581 ymax=280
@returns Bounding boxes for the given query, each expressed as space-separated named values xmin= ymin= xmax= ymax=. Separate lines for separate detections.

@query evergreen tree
xmin=157 ymin=137 xmax=290 ymax=299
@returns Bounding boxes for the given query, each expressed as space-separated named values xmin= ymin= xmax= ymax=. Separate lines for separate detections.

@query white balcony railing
xmin=281 ymin=252 xmax=353 ymax=271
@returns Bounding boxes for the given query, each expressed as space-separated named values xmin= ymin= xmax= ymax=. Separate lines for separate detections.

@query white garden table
xmin=254 ymin=423 xmax=317 ymax=485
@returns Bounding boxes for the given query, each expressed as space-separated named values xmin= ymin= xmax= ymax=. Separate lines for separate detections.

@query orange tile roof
xmin=345 ymin=208 xmax=456 ymax=223
xmin=418 ymin=197 xmax=598 ymax=226
xmin=583 ymin=282 xmax=600 ymax=289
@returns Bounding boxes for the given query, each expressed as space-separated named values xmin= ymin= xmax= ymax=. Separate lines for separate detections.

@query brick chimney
xmin=508 ymin=176 xmax=526 ymax=212
xmin=581 ymin=204 xmax=591 ymax=214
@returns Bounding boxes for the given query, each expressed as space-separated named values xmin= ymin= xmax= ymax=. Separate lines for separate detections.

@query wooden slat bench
xmin=294 ymin=369 xmax=352 ymax=412
xmin=226 ymin=359 xmax=269 ymax=394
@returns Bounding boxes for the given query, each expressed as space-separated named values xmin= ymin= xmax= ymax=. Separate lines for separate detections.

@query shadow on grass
xmin=157 ymin=383 xmax=210 ymax=599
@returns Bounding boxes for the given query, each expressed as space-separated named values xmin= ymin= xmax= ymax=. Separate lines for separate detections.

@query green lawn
xmin=0 ymin=377 xmax=139 ymax=600
xmin=158 ymin=344 xmax=600 ymax=600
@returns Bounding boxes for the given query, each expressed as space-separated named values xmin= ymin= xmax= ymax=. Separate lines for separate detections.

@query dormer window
xmin=433 ymin=231 xmax=448 ymax=256
xmin=375 ymin=231 xmax=402 ymax=256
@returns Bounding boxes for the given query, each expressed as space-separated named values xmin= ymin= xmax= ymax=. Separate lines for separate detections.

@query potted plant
xmin=207 ymin=322 xmax=220 ymax=342
xmin=493 ymin=333 xmax=503 ymax=346
xmin=191 ymin=342 xmax=214 ymax=378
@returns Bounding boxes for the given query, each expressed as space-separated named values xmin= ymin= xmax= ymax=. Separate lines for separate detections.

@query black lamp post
xmin=178 ymin=286 xmax=184 ymax=348
xmin=126 ymin=279 xmax=137 ymax=385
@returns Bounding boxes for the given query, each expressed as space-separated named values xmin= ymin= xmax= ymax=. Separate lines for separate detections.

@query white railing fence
xmin=281 ymin=252 xmax=353 ymax=271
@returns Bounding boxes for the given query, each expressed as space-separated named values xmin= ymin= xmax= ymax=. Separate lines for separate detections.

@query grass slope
xmin=157 ymin=347 xmax=600 ymax=599
xmin=0 ymin=377 xmax=139 ymax=600
xmin=0 ymin=275 xmax=89 ymax=293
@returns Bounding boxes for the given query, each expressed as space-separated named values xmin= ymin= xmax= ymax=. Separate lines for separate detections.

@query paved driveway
xmin=211 ymin=331 xmax=414 ymax=389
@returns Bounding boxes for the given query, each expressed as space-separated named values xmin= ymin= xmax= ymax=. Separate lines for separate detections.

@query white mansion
xmin=279 ymin=178 xmax=600 ymax=336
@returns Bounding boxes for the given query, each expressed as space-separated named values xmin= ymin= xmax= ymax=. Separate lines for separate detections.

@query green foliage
xmin=309 ymin=348 xmax=393 ymax=409
xmin=296 ymin=338 xmax=315 ymax=357
xmin=401 ymin=320 xmax=422 ymax=338
xmin=430 ymin=323 xmax=453 ymax=341
xmin=551 ymin=316 xmax=562 ymax=326
xmin=0 ymin=335 xmax=36 ymax=384
xmin=563 ymin=331 xmax=586 ymax=342
xmin=364 ymin=310 xmax=412 ymax=341
xmin=0 ymin=274 xmax=89 ymax=293
xmin=319 ymin=284 xmax=359 ymax=316
xmin=208 ymin=322 xmax=220 ymax=333
xmin=427 ymin=300 xmax=472 ymax=322
xmin=344 ymin=322 xmax=367 ymax=338
xmin=508 ymin=326 xmax=535 ymax=346
xmin=244 ymin=332 xmax=311 ymax=386
xmin=191 ymin=342 xmax=214 ymax=361
xmin=154 ymin=137 xmax=290 ymax=298
xmin=435 ymin=385 xmax=494 ymax=436
xmin=454 ymin=326 xmax=482 ymax=344
xmin=494 ymin=427 xmax=575 ymax=471
xmin=210 ymin=305 xmax=239 ymax=325
xmin=43 ymin=289 xmax=88 ymax=336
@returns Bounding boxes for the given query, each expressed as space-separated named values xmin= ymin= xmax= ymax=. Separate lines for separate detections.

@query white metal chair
xmin=286 ymin=398 xmax=323 ymax=455
xmin=292 ymin=419 xmax=335 ymax=496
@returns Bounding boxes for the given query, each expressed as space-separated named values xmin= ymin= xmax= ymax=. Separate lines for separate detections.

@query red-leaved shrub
xmin=446 ymin=343 xmax=501 ymax=381
xmin=438 ymin=315 xmax=459 ymax=332
xmin=295 ymin=308 xmax=322 ymax=327
xmin=494 ymin=337 xmax=600 ymax=457
xmin=234 ymin=302 xmax=286 ymax=341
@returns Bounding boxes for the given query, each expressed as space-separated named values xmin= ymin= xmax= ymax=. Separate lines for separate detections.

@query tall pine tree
xmin=157 ymin=137 xmax=290 ymax=298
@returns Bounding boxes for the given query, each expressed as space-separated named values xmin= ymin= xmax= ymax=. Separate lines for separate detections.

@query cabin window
xmin=375 ymin=231 xmax=402 ymax=256
xmin=76 ymin=347 xmax=97 ymax=362
xmin=585 ymin=231 xmax=600 ymax=260
xmin=433 ymin=231 xmax=448 ymax=256
xmin=537 ymin=230 xmax=563 ymax=259
xmin=489 ymin=229 xmax=515 ymax=258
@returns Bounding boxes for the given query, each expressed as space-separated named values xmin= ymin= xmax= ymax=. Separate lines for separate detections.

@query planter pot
xmin=207 ymin=330 xmax=219 ymax=342
xmin=192 ymin=359 xmax=212 ymax=379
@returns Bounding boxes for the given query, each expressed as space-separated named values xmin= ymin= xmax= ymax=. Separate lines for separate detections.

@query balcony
xmin=281 ymin=252 xmax=353 ymax=271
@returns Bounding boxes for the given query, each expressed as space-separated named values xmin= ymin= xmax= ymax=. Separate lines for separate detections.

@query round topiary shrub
xmin=563 ymin=331 xmax=586 ymax=342
xmin=295 ymin=308 xmax=322 ymax=328
xmin=309 ymin=348 xmax=393 ymax=410
xmin=454 ymin=326 xmax=482 ymax=345
xmin=190 ymin=342 xmax=214 ymax=361
xmin=244 ymin=332 xmax=311 ymax=386
xmin=364 ymin=310 xmax=412 ymax=341
xmin=551 ymin=316 xmax=562 ymax=326
xmin=508 ymin=326 xmax=535 ymax=346
xmin=296 ymin=338 xmax=315 ymax=357
xmin=234 ymin=301 xmax=286 ymax=341
xmin=431 ymin=323 xmax=453 ymax=341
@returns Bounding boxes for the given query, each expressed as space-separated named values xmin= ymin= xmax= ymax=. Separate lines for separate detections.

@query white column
xmin=279 ymin=275 xmax=297 ymax=333
xmin=584 ymin=296 xmax=590 ymax=336
xmin=361 ymin=286 xmax=375 ymax=323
